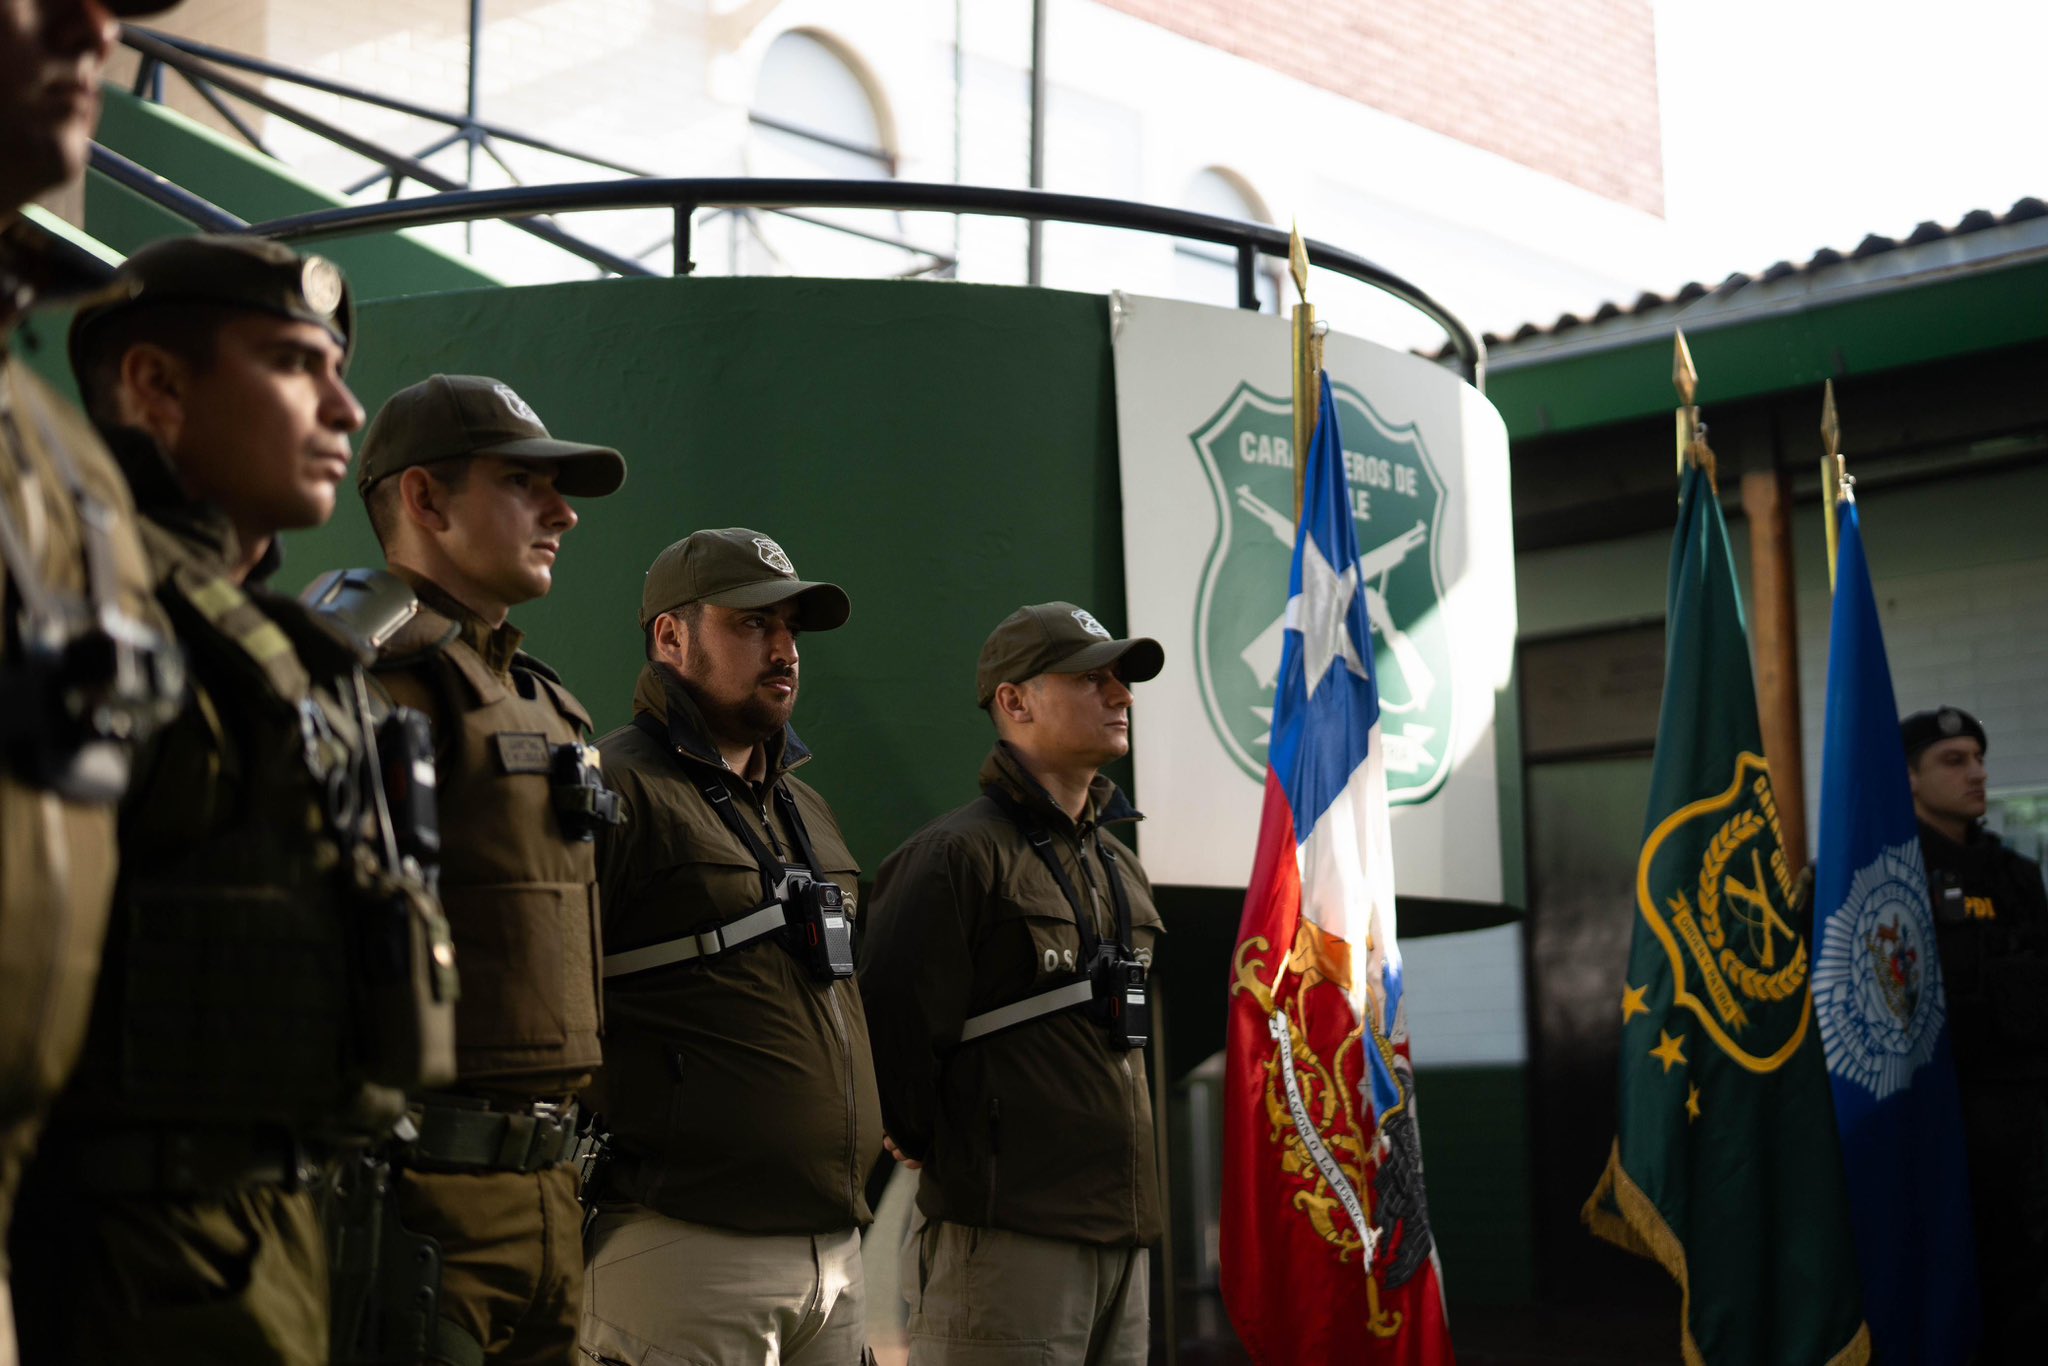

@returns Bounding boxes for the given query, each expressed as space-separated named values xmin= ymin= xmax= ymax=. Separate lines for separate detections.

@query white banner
xmin=1111 ymin=293 xmax=1516 ymax=902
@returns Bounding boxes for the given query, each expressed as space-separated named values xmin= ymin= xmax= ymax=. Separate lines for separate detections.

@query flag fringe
xmin=1582 ymin=1138 xmax=1871 ymax=1366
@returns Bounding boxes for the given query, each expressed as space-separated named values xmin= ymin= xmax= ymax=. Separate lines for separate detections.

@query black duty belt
xmin=67 ymin=1125 xmax=308 ymax=1197
xmin=402 ymin=1095 xmax=582 ymax=1174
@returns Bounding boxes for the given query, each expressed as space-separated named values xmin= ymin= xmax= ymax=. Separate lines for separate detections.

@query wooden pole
xmin=1741 ymin=468 xmax=1809 ymax=863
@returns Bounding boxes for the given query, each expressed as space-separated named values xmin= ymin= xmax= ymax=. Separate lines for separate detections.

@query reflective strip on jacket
xmin=593 ymin=662 xmax=881 ymax=1235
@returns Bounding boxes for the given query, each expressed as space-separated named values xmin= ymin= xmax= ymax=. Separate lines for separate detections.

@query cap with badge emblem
xmin=355 ymin=374 xmax=626 ymax=498
xmin=976 ymin=601 xmax=1163 ymax=708
xmin=69 ymin=234 xmax=356 ymax=374
xmin=639 ymin=528 xmax=850 ymax=631
xmin=1900 ymin=706 xmax=1988 ymax=761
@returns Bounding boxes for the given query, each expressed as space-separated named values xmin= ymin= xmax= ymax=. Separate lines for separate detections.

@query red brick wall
xmin=1095 ymin=0 xmax=1663 ymax=216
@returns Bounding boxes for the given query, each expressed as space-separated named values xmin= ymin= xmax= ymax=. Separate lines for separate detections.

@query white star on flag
xmin=1285 ymin=532 xmax=1369 ymax=699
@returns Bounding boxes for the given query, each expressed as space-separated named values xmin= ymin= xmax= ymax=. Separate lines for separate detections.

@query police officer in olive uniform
xmin=859 ymin=603 xmax=1166 ymax=1366
xmin=1 ymin=4 xmax=184 ymax=1362
xmin=582 ymin=529 xmax=881 ymax=1366
xmin=11 ymin=236 xmax=454 ymax=1366
xmin=1903 ymin=706 xmax=2048 ymax=1356
xmin=333 ymin=374 xmax=625 ymax=1365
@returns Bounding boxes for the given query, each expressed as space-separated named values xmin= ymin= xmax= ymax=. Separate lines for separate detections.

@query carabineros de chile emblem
xmin=1190 ymin=382 xmax=1453 ymax=802
xmin=1638 ymin=753 xmax=1812 ymax=1072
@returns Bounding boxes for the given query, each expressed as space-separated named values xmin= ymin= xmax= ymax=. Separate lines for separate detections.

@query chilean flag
xmin=1220 ymin=374 xmax=1454 ymax=1365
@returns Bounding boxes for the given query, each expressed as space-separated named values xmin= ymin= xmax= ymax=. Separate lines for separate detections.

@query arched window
xmin=749 ymin=30 xmax=893 ymax=181
xmin=1175 ymin=168 xmax=1281 ymax=313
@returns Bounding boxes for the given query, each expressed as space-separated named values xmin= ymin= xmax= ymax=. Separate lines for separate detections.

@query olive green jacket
xmin=0 ymin=355 xmax=158 ymax=1175
xmin=374 ymin=573 xmax=603 ymax=1098
xmin=57 ymin=429 xmax=411 ymax=1135
xmin=858 ymin=745 xmax=1165 ymax=1246
xmin=593 ymin=663 xmax=881 ymax=1234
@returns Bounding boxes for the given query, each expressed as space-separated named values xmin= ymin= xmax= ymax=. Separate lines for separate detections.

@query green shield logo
xmin=1190 ymin=381 xmax=1453 ymax=802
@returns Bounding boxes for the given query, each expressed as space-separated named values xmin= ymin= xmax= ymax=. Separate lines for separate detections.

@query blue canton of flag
xmin=1814 ymin=497 xmax=1980 ymax=1363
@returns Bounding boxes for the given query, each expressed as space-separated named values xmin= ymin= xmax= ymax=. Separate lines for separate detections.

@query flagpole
xmin=1821 ymin=381 xmax=1844 ymax=590
xmin=1290 ymin=222 xmax=1322 ymax=525
xmin=1289 ymin=220 xmax=1401 ymax=1338
xmin=1676 ymin=331 xmax=1811 ymax=860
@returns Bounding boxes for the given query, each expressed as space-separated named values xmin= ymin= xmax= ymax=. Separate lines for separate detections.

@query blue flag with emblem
xmin=1814 ymin=497 xmax=1980 ymax=1363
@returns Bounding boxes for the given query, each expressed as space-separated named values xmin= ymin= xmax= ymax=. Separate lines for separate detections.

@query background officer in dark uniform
xmin=342 ymin=373 xmax=625 ymax=1365
xmin=859 ymin=603 xmax=1166 ymax=1366
xmin=0 ymin=2 xmax=183 ymax=1361
xmin=13 ymin=236 xmax=451 ymax=1366
xmin=1904 ymin=705 xmax=2048 ymax=1357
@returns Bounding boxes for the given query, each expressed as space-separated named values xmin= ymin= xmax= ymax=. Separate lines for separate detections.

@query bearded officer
xmin=329 ymin=374 xmax=625 ymax=1365
xmin=12 ymin=236 xmax=453 ymax=1366
xmin=858 ymin=603 xmax=1166 ymax=1366
xmin=1903 ymin=705 xmax=2048 ymax=1355
xmin=581 ymin=528 xmax=880 ymax=1366
xmin=0 ymin=2 xmax=183 ymax=1361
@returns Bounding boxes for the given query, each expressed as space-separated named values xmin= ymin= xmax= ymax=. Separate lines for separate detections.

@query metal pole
xmin=674 ymin=204 xmax=693 ymax=276
xmin=1149 ymin=991 xmax=1178 ymax=1365
xmin=1236 ymin=241 xmax=1259 ymax=311
xmin=1025 ymin=0 xmax=1046 ymax=286
xmin=465 ymin=0 xmax=483 ymax=252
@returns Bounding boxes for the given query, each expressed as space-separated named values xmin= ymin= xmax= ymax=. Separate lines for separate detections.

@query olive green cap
xmin=639 ymin=528 xmax=850 ymax=631
xmin=976 ymin=602 xmax=1163 ymax=708
xmin=69 ymin=234 xmax=354 ymax=376
xmin=355 ymin=374 xmax=626 ymax=497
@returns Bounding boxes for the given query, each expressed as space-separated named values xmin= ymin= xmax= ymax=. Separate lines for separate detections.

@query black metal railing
xmin=101 ymin=27 xmax=1485 ymax=381
xmin=235 ymin=179 xmax=1485 ymax=381
xmin=116 ymin=25 xmax=953 ymax=281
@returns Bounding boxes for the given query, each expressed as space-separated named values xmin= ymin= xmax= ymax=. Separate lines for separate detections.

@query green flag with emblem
xmin=1583 ymin=462 xmax=1870 ymax=1366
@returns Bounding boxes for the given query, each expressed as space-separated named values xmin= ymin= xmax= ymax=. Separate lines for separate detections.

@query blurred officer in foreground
xmin=12 ymin=236 xmax=453 ymax=1365
xmin=860 ymin=603 xmax=1166 ymax=1365
xmin=0 ymin=2 xmax=183 ymax=1361
xmin=581 ymin=529 xmax=880 ymax=1365
xmin=323 ymin=374 xmax=624 ymax=1365
xmin=1904 ymin=706 xmax=2048 ymax=1357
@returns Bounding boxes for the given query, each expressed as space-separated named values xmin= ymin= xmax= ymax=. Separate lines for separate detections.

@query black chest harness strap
xmin=959 ymin=787 xmax=1138 ymax=1045
xmin=602 ymin=712 xmax=830 ymax=979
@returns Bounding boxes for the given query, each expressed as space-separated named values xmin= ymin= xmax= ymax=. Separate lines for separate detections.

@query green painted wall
xmin=284 ymin=274 xmax=1126 ymax=870
xmin=88 ymin=88 xmax=497 ymax=298
xmin=1413 ymin=1065 xmax=1536 ymax=1303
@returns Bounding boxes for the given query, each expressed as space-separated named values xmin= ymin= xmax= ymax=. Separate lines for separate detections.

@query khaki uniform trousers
xmin=2 ymin=1118 xmax=35 ymax=1366
xmin=579 ymin=1203 xmax=864 ymax=1365
xmin=902 ymin=1220 xmax=1148 ymax=1366
xmin=13 ymin=1182 xmax=327 ymax=1365
xmin=393 ymin=1164 xmax=584 ymax=1366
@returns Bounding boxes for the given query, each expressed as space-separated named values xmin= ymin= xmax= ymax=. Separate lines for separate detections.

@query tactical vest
xmin=376 ymin=604 xmax=606 ymax=1093
xmin=71 ymin=532 xmax=451 ymax=1131
xmin=0 ymin=359 xmax=168 ymax=1133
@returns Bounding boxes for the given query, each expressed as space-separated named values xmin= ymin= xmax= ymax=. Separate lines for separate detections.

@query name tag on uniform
xmin=493 ymin=732 xmax=552 ymax=774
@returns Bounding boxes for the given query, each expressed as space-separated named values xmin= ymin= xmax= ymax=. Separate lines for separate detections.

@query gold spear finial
xmin=1672 ymin=330 xmax=1711 ymax=486
xmin=1821 ymin=382 xmax=1856 ymax=577
xmin=1289 ymin=220 xmax=1309 ymax=304
xmin=1821 ymin=379 xmax=1841 ymax=464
